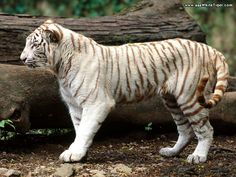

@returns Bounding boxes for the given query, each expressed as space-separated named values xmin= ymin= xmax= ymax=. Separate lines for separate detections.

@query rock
xmin=32 ymin=167 xmax=41 ymax=175
xmin=0 ymin=168 xmax=22 ymax=177
xmin=53 ymin=164 xmax=74 ymax=177
xmin=111 ymin=164 xmax=132 ymax=175
xmin=90 ymin=170 xmax=106 ymax=177
xmin=4 ymin=169 xmax=22 ymax=177
xmin=74 ymin=164 xmax=84 ymax=171
xmin=77 ymin=173 xmax=89 ymax=177
xmin=135 ymin=167 xmax=147 ymax=172
xmin=32 ymin=165 xmax=54 ymax=176
xmin=0 ymin=168 xmax=8 ymax=175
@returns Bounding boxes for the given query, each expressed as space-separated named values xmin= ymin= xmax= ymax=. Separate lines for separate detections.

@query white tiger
xmin=20 ymin=20 xmax=228 ymax=164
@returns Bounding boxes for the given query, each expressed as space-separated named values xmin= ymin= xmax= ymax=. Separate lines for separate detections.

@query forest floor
xmin=1 ymin=128 xmax=236 ymax=177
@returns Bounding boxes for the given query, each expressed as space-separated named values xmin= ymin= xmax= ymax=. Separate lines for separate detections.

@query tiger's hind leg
xmin=159 ymin=94 xmax=194 ymax=157
xmin=181 ymin=104 xmax=213 ymax=164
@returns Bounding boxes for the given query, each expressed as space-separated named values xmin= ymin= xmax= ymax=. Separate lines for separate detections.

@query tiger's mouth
xmin=23 ymin=61 xmax=37 ymax=68
xmin=26 ymin=62 xmax=49 ymax=69
xmin=27 ymin=64 xmax=37 ymax=68
xmin=23 ymin=59 xmax=41 ymax=68
xmin=22 ymin=58 xmax=36 ymax=68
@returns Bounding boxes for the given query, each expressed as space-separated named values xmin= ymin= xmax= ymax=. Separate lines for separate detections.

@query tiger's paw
xmin=159 ymin=147 xmax=179 ymax=157
xmin=59 ymin=149 xmax=86 ymax=162
xmin=187 ymin=154 xmax=207 ymax=164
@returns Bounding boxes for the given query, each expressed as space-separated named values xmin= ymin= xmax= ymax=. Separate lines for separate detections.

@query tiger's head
xmin=20 ymin=20 xmax=62 ymax=68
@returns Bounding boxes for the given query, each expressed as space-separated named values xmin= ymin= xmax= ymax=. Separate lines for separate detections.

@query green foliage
xmin=0 ymin=119 xmax=15 ymax=130
xmin=0 ymin=128 xmax=72 ymax=141
xmin=144 ymin=122 xmax=153 ymax=132
xmin=28 ymin=128 xmax=73 ymax=136
xmin=0 ymin=119 xmax=16 ymax=140
xmin=0 ymin=130 xmax=16 ymax=140
xmin=183 ymin=0 xmax=236 ymax=76
xmin=0 ymin=0 xmax=137 ymax=17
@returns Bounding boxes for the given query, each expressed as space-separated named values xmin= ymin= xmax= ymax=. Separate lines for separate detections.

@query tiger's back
xmin=101 ymin=39 xmax=227 ymax=108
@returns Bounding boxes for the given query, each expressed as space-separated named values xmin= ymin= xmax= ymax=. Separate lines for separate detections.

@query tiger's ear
xmin=44 ymin=19 xmax=54 ymax=24
xmin=45 ymin=29 xmax=61 ymax=43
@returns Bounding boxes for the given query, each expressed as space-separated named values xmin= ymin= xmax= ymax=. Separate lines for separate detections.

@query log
xmin=0 ymin=0 xmax=205 ymax=64
xmin=0 ymin=64 xmax=236 ymax=133
xmin=0 ymin=64 xmax=70 ymax=132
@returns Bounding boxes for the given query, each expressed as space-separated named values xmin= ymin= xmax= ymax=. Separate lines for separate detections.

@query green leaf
xmin=0 ymin=120 xmax=6 ymax=128
xmin=0 ymin=119 xmax=15 ymax=130
xmin=144 ymin=122 xmax=153 ymax=132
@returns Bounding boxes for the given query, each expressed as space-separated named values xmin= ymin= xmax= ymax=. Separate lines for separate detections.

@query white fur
xmin=20 ymin=21 xmax=228 ymax=164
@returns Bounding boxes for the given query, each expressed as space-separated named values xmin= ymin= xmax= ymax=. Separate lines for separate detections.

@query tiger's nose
xmin=20 ymin=57 xmax=27 ymax=63
xmin=21 ymin=58 xmax=27 ymax=62
xmin=20 ymin=53 xmax=27 ymax=61
xmin=20 ymin=51 xmax=27 ymax=61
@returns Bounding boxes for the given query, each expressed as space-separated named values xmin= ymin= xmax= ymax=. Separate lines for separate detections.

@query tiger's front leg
xmin=59 ymin=100 xmax=115 ymax=162
xmin=59 ymin=105 xmax=82 ymax=162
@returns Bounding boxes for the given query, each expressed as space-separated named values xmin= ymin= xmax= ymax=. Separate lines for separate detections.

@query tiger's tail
xmin=202 ymin=51 xmax=229 ymax=108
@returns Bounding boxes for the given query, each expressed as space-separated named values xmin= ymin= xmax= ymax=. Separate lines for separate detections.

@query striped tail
xmin=203 ymin=52 xmax=229 ymax=108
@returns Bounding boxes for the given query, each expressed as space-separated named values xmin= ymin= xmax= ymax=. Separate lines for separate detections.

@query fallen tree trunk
xmin=0 ymin=0 xmax=205 ymax=64
xmin=0 ymin=64 xmax=236 ymax=132
xmin=0 ymin=64 xmax=69 ymax=131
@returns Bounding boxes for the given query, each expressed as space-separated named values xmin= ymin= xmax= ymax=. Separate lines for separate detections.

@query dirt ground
xmin=1 ymin=128 xmax=236 ymax=177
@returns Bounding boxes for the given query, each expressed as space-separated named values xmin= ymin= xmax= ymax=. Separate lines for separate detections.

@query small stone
xmin=74 ymin=164 xmax=84 ymax=171
xmin=4 ymin=169 xmax=22 ymax=177
xmin=33 ymin=167 xmax=41 ymax=175
xmin=160 ymin=135 xmax=166 ymax=139
xmin=90 ymin=169 xmax=106 ymax=177
xmin=111 ymin=164 xmax=132 ymax=175
xmin=140 ymin=146 xmax=149 ymax=150
xmin=40 ymin=166 xmax=46 ymax=169
xmin=77 ymin=173 xmax=89 ymax=177
xmin=0 ymin=159 xmax=8 ymax=163
xmin=54 ymin=164 xmax=74 ymax=177
xmin=135 ymin=167 xmax=147 ymax=172
xmin=218 ymin=162 xmax=223 ymax=167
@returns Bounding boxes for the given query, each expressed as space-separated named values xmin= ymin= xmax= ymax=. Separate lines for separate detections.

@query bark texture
xmin=0 ymin=64 xmax=70 ymax=132
xmin=0 ymin=0 xmax=205 ymax=64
